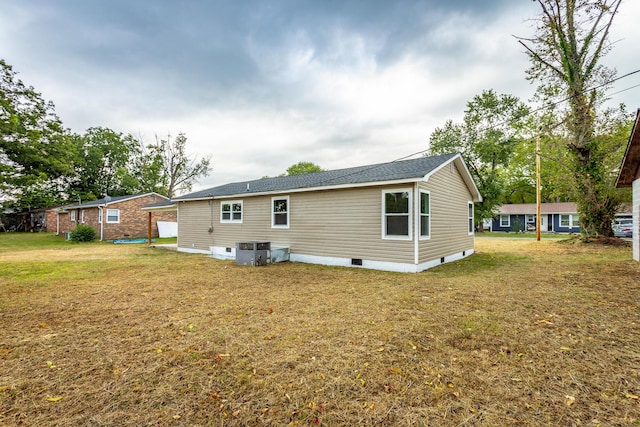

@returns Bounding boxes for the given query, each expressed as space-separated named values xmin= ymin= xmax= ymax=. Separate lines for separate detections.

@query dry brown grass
xmin=1 ymin=235 xmax=639 ymax=426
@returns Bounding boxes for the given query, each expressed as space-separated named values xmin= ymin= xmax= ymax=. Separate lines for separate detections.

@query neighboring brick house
xmin=55 ymin=193 xmax=177 ymax=241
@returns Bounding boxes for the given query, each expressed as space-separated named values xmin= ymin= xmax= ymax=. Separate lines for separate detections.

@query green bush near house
xmin=69 ymin=224 xmax=97 ymax=242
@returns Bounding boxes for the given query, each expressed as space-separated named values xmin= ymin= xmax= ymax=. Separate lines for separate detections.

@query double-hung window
xmin=70 ymin=210 xmax=76 ymax=222
xmin=98 ymin=208 xmax=103 ymax=224
xmin=500 ymin=215 xmax=510 ymax=228
xmin=80 ymin=209 xmax=85 ymax=223
xmin=383 ymin=189 xmax=411 ymax=239
xmin=560 ymin=214 xmax=580 ymax=228
xmin=220 ymin=201 xmax=243 ymax=223
xmin=272 ymin=196 xmax=289 ymax=228
xmin=419 ymin=191 xmax=430 ymax=239
xmin=468 ymin=202 xmax=474 ymax=234
xmin=106 ymin=209 xmax=120 ymax=223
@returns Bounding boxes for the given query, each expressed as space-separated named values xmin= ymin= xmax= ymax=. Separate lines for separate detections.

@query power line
xmin=413 ymin=67 xmax=640 ymax=160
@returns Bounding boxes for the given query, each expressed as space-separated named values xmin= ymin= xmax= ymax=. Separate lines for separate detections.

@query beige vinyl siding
xmin=285 ymin=185 xmax=414 ymax=263
xmin=177 ymin=200 xmax=216 ymax=251
xmin=178 ymin=185 xmax=415 ymax=263
xmin=418 ymin=162 xmax=474 ymax=263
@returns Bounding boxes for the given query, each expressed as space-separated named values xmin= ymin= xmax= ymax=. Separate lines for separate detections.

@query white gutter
xmin=173 ymin=177 xmax=424 ymax=202
xmin=414 ymin=183 xmax=420 ymax=266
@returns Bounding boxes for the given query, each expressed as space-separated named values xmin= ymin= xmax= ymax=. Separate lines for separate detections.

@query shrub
xmin=69 ymin=225 xmax=97 ymax=242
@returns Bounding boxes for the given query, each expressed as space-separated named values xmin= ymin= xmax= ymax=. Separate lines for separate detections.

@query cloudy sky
xmin=2 ymin=1 xmax=639 ymax=192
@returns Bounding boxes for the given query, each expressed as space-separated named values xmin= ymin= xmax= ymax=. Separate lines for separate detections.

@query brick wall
xmin=55 ymin=194 xmax=177 ymax=240
xmin=45 ymin=210 xmax=59 ymax=233
xmin=58 ymin=211 xmax=75 ymax=236
xmin=103 ymin=195 xmax=176 ymax=240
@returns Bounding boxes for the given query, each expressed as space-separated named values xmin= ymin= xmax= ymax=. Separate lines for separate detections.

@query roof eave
xmin=616 ymin=108 xmax=640 ymax=188
xmin=175 ymin=177 xmax=425 ymax=202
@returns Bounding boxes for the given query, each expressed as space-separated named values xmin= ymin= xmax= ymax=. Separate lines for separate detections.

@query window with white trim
xmin=500 ymin=215 xmax=510 ymax=227
xmin=468 ymin=202 xmax=474 ymax=234
xmin=80 ymin=209 xmax=85 ymax=223
xmin=106 ymin=209 xmax=120 ymax=223
xmin=383 ymin=189 xmax=412 ymax=239
xmin=419 ymin=191 xmax=430 ymax=238
xmin=560 ymin=214 xmax=580 ymax=228
xmin=220 ymin=201 xmax=243 ymax=223
xmin=98 ymin=209 xmax=103 ymax=224
xmin=272 ymin=196 xmax=289 ymax=228
xmin=70 ymin=210 xmax=76 ymax=222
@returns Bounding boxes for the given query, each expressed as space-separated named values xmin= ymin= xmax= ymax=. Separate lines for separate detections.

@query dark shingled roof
xmin=64 ymin=193 xmax=167 ymax=209
xmin=176 ymin=153 xmax=459 ymax=200
xmin=64 ymin=195 xmax=134 ymax=209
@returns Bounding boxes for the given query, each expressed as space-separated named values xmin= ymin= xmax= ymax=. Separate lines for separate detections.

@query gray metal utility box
xmin=236 ymin=241 xmax=271 ymax=266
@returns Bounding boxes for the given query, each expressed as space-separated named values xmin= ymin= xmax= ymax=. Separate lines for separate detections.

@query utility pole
xmin=536 ymin=133 xmax=541 ymax=241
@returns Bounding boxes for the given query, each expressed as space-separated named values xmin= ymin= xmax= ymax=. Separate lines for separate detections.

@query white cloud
xmin=2 ymin=0 xmax=638 ymax=198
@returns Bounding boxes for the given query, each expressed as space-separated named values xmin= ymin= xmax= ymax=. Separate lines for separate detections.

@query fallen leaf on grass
xmin=565 ymin=395 xmax=575 ymax=406
xmin=46 ymin=361 xmax=56 ymax=369
xmin=47 ymin=396 xmax=63 ymax=402
xmin=625 ymin=393 xmax=639 ymax=401
xmin=533 ymin=319 xmax=553 ymax=325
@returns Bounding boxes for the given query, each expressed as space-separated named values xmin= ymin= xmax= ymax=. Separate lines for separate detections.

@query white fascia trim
xmin=141 ymin=204 xmax=177 ymax=212
xmin=173 ymin=178 xmax=421 ymax=202
xmin=177 ymin=247 xmax=213 ymax=255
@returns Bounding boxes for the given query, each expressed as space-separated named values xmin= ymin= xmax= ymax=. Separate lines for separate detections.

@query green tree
xmin=519 ymin=0 xmax=623 ymax=236
xmin=428 ymin=90 xmax=530 ymax=229
xmin=285 ymin=161 xmax=324 ymax=176
xmin=70 ymin=127 xmax=141 ymax=200
xmin=144 ymin=133 xmax=211 ymax=198
xmin=0 ymin=59 xmax=75 ymax=208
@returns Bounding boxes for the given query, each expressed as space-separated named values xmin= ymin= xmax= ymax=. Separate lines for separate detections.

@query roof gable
xmin=616 ymin=108 xmax=640 ymax=187
xmin=176 ymin=153 xmax=481 ymax=201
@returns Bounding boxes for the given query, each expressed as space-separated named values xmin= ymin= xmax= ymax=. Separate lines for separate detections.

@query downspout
xmin=414 ymin=182 xmax=420 ymax=268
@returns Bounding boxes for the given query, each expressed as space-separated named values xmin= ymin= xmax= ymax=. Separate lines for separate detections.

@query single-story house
xmin=616 ymin=108 xmax=640 ymax=261
xmin=490 ymin=202 xmax=582 ymax=233
xmin=171 ymin=153 xmax=482 ymax=273
xmin=53 ymin=193 xmax=177 ymax=241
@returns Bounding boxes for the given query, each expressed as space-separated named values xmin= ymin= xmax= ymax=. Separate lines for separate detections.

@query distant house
xmin=53 ymin=193 xmax=177 ymax=241
xmin=171 ymin=153 xmax=482 ymax=273
xmin=491 ymin=202 xmax=582 ymax=233
xmin=616 ymin=108 xmax=640 ymax=261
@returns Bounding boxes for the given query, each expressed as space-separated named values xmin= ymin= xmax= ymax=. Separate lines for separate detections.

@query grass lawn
xmin=477 ymin=231 xmax=571 ymax=239
xmin=1 ymin=233 xmax=639 ymax=426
